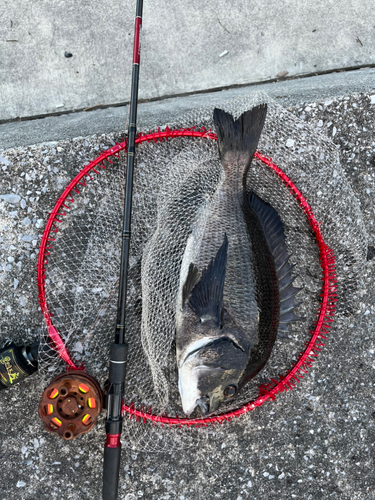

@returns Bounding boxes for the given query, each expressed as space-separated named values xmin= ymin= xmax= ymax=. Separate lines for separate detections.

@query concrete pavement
xmin=1 ymin=0 xmax=374 ymax=121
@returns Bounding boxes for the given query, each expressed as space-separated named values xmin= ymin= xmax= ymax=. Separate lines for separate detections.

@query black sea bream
xmin=175 ymin=104 xmax=303 ymax=416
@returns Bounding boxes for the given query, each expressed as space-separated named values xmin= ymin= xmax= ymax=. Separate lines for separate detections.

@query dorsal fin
xmin=187 ymin=234 xmax=228 ymax=327
xmin=247 ymin=192 xmax=304 ymax=335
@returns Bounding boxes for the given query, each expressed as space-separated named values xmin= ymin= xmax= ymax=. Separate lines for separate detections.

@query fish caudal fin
xmin=186 ymin=234 xmax=228 ymax=327
xmin=247 ymin=192 xmax=305 ymax=336
xmin=213 ymin=104 xmax=267 ymax=169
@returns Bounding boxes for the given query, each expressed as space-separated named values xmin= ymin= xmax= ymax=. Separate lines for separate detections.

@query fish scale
xmin=192 ymin=168 xmax=259 ymax=340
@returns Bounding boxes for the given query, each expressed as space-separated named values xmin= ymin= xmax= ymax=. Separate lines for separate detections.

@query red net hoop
xmin=37 ymin=128 xmax=337 ymax=427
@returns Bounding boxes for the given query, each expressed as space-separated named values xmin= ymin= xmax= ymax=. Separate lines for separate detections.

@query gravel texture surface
xmin=0 ymin=92 xmax=374 ymax=500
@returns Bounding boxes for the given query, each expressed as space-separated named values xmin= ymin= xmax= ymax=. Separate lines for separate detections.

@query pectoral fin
xmin=187 ymin=234 xmax=228 ymax=327
xmin=182 ymin=263 xmax=200 ymax=308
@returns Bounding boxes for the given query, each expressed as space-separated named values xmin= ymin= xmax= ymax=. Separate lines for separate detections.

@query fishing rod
xmin=102 ymin=1 xmax=143 ymax=499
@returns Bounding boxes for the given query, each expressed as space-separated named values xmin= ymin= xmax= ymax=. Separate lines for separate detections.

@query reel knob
xmin=39 ymin=372 xmax=103 ymax=440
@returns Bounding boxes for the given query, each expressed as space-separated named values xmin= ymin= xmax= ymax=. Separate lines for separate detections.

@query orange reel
xmin=39 ymin=372 xmax=103 ymax=440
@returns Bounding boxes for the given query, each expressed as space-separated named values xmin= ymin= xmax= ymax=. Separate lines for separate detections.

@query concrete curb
xmin=1 ymin=68 xmax=375 ymax=151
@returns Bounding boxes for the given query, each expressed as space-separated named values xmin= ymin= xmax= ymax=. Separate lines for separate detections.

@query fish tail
xmin=213 ymin=104 xmax=267 ymax=174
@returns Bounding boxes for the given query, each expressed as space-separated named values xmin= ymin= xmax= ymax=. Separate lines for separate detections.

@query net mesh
xmin=37 ymin=91 xmax=367 ymax=450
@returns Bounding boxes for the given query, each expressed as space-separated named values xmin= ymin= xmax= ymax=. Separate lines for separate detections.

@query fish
xmin=175 ymin=104 xmax=303 ymax=416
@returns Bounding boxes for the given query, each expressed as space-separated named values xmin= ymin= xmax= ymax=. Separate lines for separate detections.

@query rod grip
xmin=103 ymin=443 xmax=122 ymax=500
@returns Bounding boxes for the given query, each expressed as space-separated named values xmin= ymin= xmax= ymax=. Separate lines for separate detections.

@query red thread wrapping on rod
xmin=37 ymin=129 xmax=337 ymax=424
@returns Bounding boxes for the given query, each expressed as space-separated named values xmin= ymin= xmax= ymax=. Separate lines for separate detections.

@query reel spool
xmin=39 ymin=372 xmax=103 ymax=440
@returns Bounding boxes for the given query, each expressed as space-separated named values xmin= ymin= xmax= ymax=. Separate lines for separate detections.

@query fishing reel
xmin=39 ymin=372 xmax=103 ymax=440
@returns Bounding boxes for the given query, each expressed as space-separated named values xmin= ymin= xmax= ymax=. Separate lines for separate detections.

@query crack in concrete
xmin=2 ymin=63 xmax=375 ymax=126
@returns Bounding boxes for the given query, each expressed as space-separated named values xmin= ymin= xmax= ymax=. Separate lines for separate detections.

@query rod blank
xmin=103 ymin=1 xmax=143 ymax=499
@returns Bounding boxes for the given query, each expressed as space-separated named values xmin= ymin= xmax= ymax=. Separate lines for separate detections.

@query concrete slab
xmin=1 ymin=0 xmax=374 ymax=120
xmin=0 ymin=81 xmax=375 ymax=499
xmin=1 ymin=67 xmax=375 ymax=151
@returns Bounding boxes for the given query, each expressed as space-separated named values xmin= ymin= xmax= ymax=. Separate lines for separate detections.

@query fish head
xmin=178 ymin=336 xmax=249 ymax=416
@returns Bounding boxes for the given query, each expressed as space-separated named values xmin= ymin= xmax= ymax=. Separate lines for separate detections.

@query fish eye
xmin=224 ymin=385 xmax=237 ymax=398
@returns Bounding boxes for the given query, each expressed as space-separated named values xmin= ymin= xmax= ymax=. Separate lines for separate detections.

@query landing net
xmin=37 ymin=92 xmax=367 ymax=449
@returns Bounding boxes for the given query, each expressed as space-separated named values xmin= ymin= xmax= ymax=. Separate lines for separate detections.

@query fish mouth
xmin=194 ymin=392 xmax=223 ymax=416
xmin=195 ymin=396 xmax=210 ymax=416
xmin=184 ymin=392 xmax=219 ymax=417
